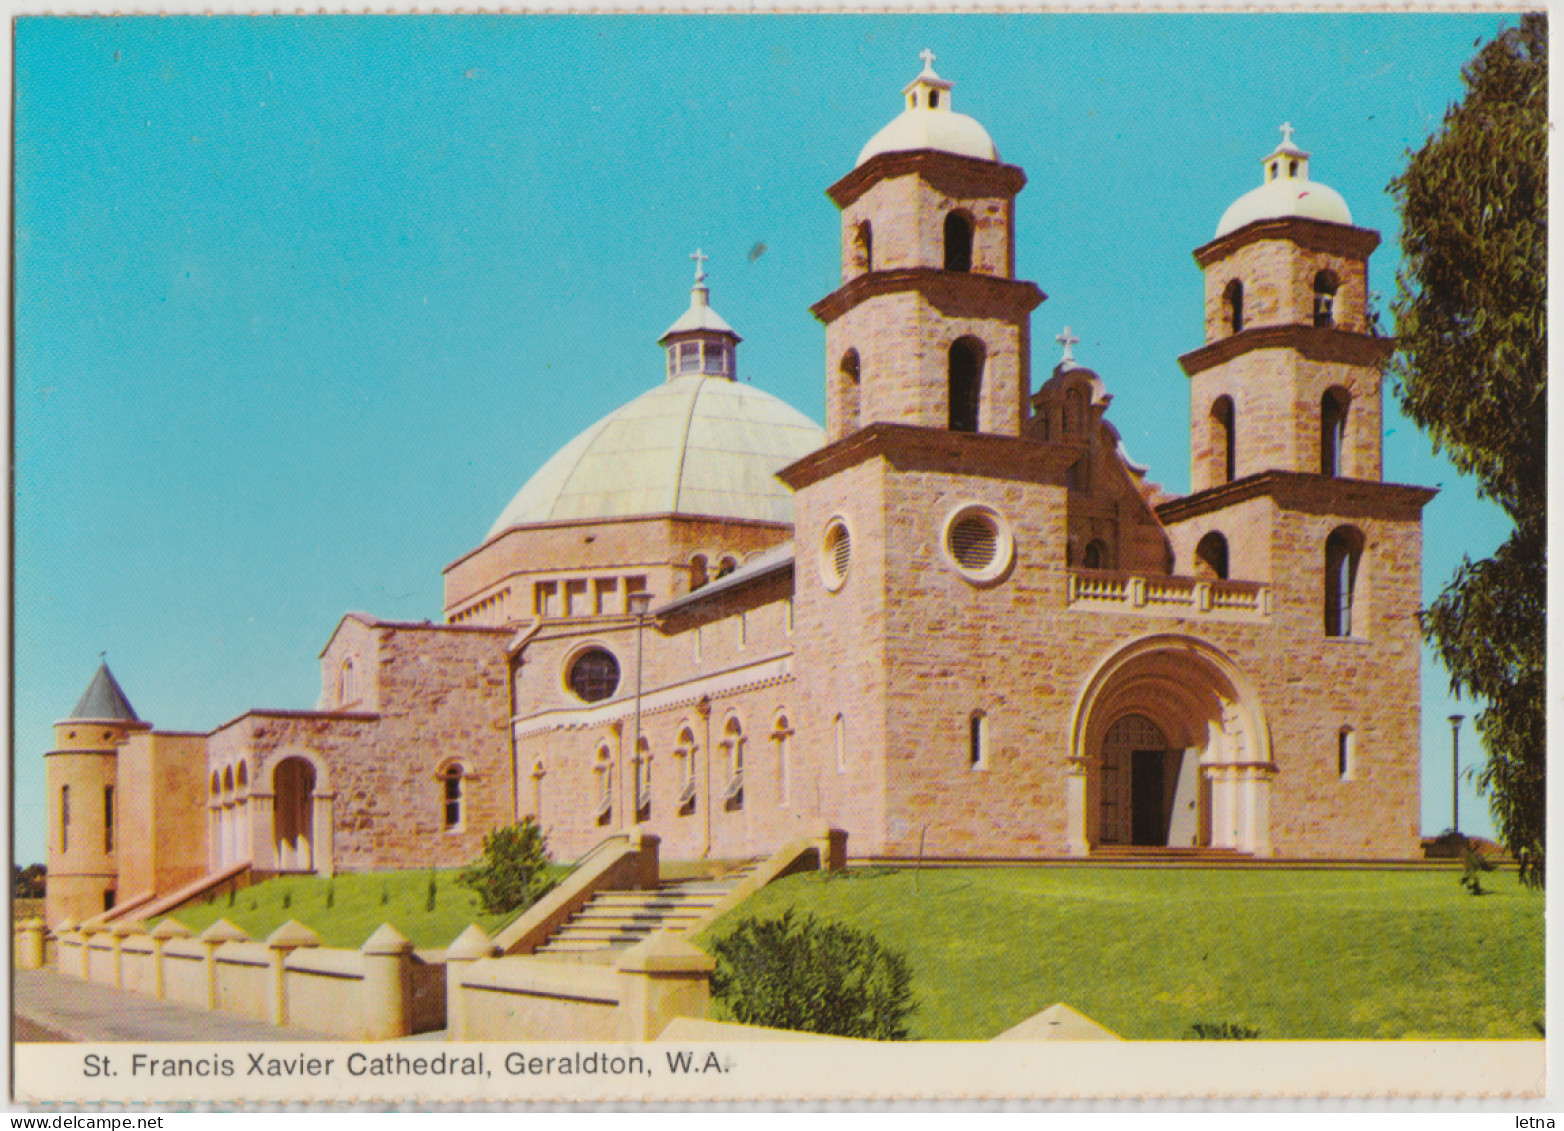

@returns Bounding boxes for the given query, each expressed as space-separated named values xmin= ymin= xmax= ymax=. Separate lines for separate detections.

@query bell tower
xmin=1179 ymin=126 xmax=1389 ymax=493
xmin=811 ymin=53 xmax=1044 ymax=442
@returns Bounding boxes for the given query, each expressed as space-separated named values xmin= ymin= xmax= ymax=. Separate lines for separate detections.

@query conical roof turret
xmin=65 ymin=663 xmax=140 ymax=723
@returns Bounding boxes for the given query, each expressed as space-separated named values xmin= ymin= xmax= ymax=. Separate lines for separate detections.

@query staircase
xmin=532 ymin=859 xmax=762 ymax=959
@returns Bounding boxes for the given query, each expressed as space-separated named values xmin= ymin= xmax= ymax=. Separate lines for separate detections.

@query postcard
xmin=12 ymin=10 xmax=1546 ymax=1105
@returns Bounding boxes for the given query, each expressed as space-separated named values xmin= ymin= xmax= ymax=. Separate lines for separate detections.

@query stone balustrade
xmin=1067 ymin=570 xmax=1271 ymax=619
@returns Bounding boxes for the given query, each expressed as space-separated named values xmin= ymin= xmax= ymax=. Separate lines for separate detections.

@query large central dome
xmin=488 ymin=377 xmax=823 ymax=537
xmin=487 ymin=265 xmax=824 ymax=539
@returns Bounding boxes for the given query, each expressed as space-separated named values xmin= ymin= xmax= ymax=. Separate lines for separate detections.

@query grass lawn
xmin=698 ymin=866 xmax=1544 ymax=1041
xmin=148 ymin=868 xmax=564 ymax=950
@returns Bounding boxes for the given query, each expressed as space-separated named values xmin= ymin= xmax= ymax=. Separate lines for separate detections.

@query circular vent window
xmin=566 ymin=647 xmax=621 ymax=703
xmin=820 ymin=517 xmax=852 ymax=592
xmin=942 ymin=504 xmax=1014 ymax=584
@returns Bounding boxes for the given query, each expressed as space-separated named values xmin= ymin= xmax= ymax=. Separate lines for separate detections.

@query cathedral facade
xmin=44 ymin=57 xmax=1433 ymax=925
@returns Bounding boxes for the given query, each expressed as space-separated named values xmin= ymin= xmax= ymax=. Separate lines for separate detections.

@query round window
xmin=942 ymin=504 xmax=1014 ymax=584
xmin=820 ymin=517 xmax=852 ymax=592
xmin=567 ymin=648 xmax=621 ymax=703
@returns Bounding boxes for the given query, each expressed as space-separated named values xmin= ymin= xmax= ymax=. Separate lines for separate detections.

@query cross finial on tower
xmin=690 ymin=248 xmax=708 ymax=284
xmin=1279 ymin=121 xmax=1295 ymax=147
xmin=1056 ymin=326 xmax=1080 ymax=367
xmin=919 ymin=48 xmax=937 ymax=74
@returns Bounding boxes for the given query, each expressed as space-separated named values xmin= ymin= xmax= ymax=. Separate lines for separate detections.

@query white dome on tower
xmin=1215 ymin=124 xmax=1352 ymax=238
xmin=856 ymin=51 xmax=998 ymax=168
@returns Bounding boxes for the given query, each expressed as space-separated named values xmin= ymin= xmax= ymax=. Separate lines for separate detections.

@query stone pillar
xmin=54 ymin=919 xmax=81 ymax=978
xmin=311 ymin=791 xmax=335 ymax=875
xmin=1240 ymin=767 xmax=1274 ymax=858
xmin=77 ymin=926 xmax=99 ymax=981
xmin=264 ymin=920 xmax=322 ymax=1028
xmin=627 ymin=828 xmax=660 ymax=889
xmin=248 ymin=792 xmax=276 ymax=871
xmin=359 ymin=923 xmax=415 ymax=1040
xmin=815 ymin=827 xmax=848 ymax=871
xmin=109 ymin=919 xmax=141 ymax=988
xmin=616 ymin=933 xmax=715 ymax=1042
xmin=443 ymin=924 xmax=498 ymax=1041
xmin=16 ymin=918 xmax=45 ymax=970
xmin=149 ymin=919 xmax=192 ymax=1000
xmin=198 ymin=918 xmax=251 ymax=1011
xmin=1065 ymin=758 xmax=1090 ymax=856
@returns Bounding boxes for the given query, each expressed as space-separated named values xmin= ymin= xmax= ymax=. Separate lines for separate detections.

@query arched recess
xmin=853 ymin=221 xmax=873 ymax=274
xmin=271 ymin=755 xmax=319 ymax=872
xmin=1223 ymin=280 xmax=1244 ymax=334
xmin=1210 ymin=396 xmax=1236 ymax=484
xmin=1313 ymin=270 xmax=1339 ymax=328
xmin=944 ymin=211 xmax=974 ymax=272
xmin=1320 ymin=387 xmax=1350 ymax=477
xmin=1066 ymin=634 xmax=1275 ymax=857
xmin=838 ymin=349 xmax=862 ymax=435
xmin=948 ymin=338 xmax=985 ymax=433
xmin=1194 ymin=532 xmax=1229 ymax=580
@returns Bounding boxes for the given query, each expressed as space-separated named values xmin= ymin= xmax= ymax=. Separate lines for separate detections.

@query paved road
xmin=13 ymin=968 xmax=332 ymax=1043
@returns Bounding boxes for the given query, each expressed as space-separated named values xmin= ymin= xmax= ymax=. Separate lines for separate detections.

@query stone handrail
xmin=1068 ymin=570 xmax=1270 ymax=617
xmin=678 ymin=828 xmax=847 ymax=942
xmin=491 ymin=827 xmax=660 ymax=956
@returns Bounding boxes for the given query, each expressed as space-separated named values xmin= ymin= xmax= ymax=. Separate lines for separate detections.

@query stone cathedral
xmin=45 ymin=56 xmax=1433 ymax=925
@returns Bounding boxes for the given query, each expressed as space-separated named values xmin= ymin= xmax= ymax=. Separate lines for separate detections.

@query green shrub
xmin=709 ymin=909 xmax=915 ymax=1040
xmin=1187 ymin=1021 xmax=1261 ymax=1040
xmin=1460 ymin=844 xmax=1497 ymax=896
xmin=457 ymin=819 xmax=557 ymax=916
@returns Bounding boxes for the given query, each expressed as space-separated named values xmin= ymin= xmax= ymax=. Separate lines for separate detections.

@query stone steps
xmin=532 ymin=860 xmax=761 ymax=958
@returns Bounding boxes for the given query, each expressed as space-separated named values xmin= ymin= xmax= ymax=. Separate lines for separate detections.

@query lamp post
xmin=627 ymin=591 xmax=654 ymax=825
xmin=1448 ymin=713 xmax=1464 ymax=836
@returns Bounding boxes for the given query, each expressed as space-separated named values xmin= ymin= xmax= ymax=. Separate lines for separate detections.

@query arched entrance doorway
xmin=1068 ymin=634 xmax=1274 ymax=856
xmin=273 ymin=757 xmax=316 ymax=872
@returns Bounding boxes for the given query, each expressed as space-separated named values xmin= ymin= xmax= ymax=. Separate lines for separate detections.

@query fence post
xmin=149 ymin=919 xmax=192 ymax=1000
xmin=359 ymin=923 xmax=415 ymax=1040
xmin=16 ymin=919 xmax=45 ymax=970
xmin=615 ymin=932 xmax=715 ymax=1042
xmin=443 ymin=924 xmax=498 ymax=1041
xmin=108 ymin=920 xmax=143 ymax=989
xmin=264 ymin=920 xmax=323 ymax=1029
xmin=78 ymin=925 xmax=101 ymax=981
xmin=198 ymin=919 xmax=251 ymax=1012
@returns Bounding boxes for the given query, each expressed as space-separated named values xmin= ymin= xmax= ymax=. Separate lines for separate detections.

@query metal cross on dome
xmin=690 ymin=248 xmax=708 ymax=283
xmin=919 ymin=48 xmax=937 ymax=73
xmin=1280 ymin=121 xmax=1296 ymax=147
xmin=1056 ymin=326 xmax=1080 ymax=367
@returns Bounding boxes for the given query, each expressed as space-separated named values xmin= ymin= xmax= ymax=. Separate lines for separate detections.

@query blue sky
xmin=14 ymin=14 xmax=1517 ymax=864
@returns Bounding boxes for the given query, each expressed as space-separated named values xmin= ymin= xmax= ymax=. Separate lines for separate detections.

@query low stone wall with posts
xmin=19 ymin=916 xmax=444 ymax=1039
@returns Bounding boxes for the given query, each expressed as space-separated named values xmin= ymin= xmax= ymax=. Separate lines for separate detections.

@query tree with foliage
xmin=13 ymin=863 xmax=46 ymax=899
xmin=708 ymin=909 xmax=916 ymax=1040
xmin=1388 ymin=15 xmax=1546 ymax=887
xmin=457 ymin=818 xmax=557 ymax=915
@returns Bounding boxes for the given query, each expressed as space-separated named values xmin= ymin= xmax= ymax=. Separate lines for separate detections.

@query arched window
xmin=834 ymin=713 xmax=847 ymax=772
xmin=1320 ymin=389 xmax=1349 ymax=477
xmin=1337 ymin=728 xmax=1356 ymax=780
xmin=1223 ymin=280 xmax=1244 ymax=334
xmin=689 ymin=554 xmax=709 ymax=592
xmin=60 ymin=785 xmax=70 ymax=853
xmin=338 ymin=658 xmax=356 ymax=707
xmin=530 ymin=759 xmax=546 ymax=820
xmin=1313 ymin=270 xmax=1339 ymax=328
xmin=567 ymin=648 xmax=620 ymax=703
xmin=223 ymin=766 xmax=234 ymax=794
xmin=943 ymin=211 xmax=973 ymax=272
xmin=210 ymin=771 xmax=220 ymax=796
xmin=674 ymin=727 xmax=697 ymax=816
xmin=1211 ymin=396 xmax=1236 ymax=484
xmin=104 ymin=785 xmax=114 ymax=853
xmin=715 ymin=555 xmax=738 ymax=579
xmin=720 ymin=716 xmax=744 ymax=811
xmin=1082 ymin=540 xmax=1109 ymax=571
xmin=1195 ymin=532 xmax=1229 ymax=580
xmin=593 ymin=745 xmax=613 ymax=826
xmin=1324 ymin=527 xmax=1364 ymax=637
xmin=1063 ymin=387 xmax=1086 ymax=436
xmin=838 ymin=349 xmax=862 ymax=434
xmin=948 ymin=338 xmax=984 ymax=433
xmin=237 ymin=762 xmax=248 ymax=792
xmin=969 ymin=711 xmax=988 ymax=770
xmin=773 ymin=714 xmax=792 ymax=807
xmin=440 ymin=764 xmax=464 ymax=830
xmin=854 ymin=221 xmax=873 ymax=274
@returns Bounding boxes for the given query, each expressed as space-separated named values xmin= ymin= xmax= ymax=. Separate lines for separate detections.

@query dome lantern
xmin=855 ymin=51 xmax=998 ymax=168
xmin=1214 ymin=123 xmax=1352 ymax=238
xmin=658 ymin=249 xmax=742 ymax=381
